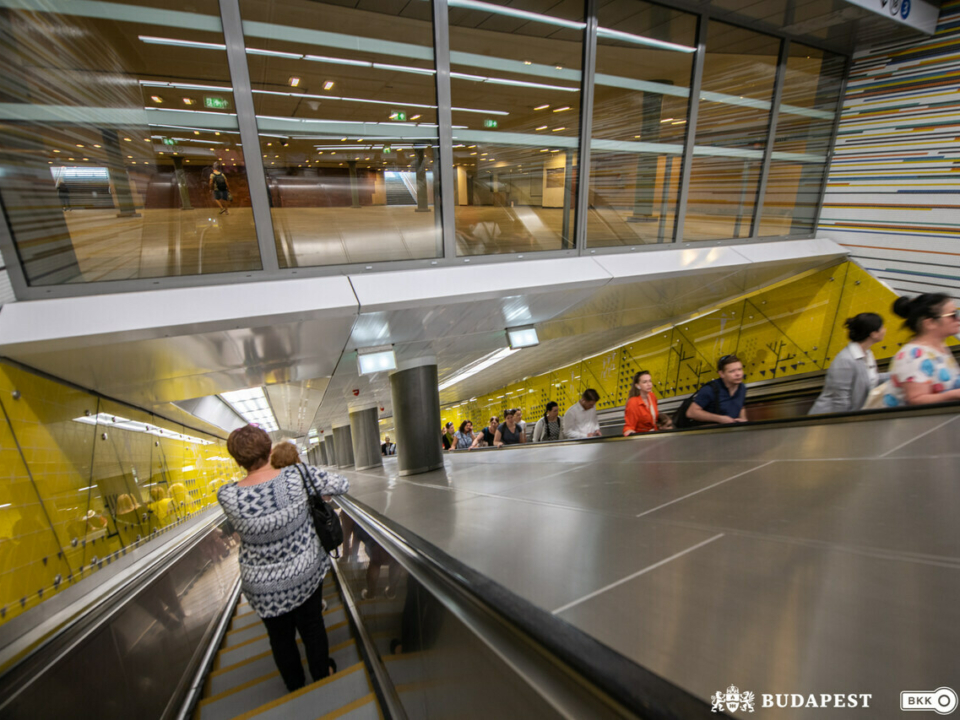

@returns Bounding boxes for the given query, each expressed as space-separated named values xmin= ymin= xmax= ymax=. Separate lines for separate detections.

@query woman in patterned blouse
xmin=218 ymin=425 xmax=349 ymax=691
xmin=886 ymin=293 xmax=960 ymax=407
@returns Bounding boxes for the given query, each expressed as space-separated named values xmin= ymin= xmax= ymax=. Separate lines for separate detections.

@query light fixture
xmin=535 ymin=125 xmax=547 ymax=131
xmin=357 ymin=346 xmax=398 ymax=375
xmin=183 ymin=97 xmax=195 ymax=105
xmin=446 ymin=0 xmax=585 ymax=31
xmin=289 ymin=76 xmax=301 ymax=87
xmin=534 ymin=104 xmax=550 ymax=110
xmin=438 ymin=347 xmax=520 ymax=391
xmin=73 ymin=413 xmax=214 ymax=445
xmin=507 ymin=326 xmax=539 ymax=349
xmin=150 ymin=95 xmax=163 ymax=103
xmin=220 ymin=387 xmax=280 ymax=433
xmin=323 ymin=80 xmax=335 ymax=90
xmin=553 ymin=106 xmax=571 ymax=112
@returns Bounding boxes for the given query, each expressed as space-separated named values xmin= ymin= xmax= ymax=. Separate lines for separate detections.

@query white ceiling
xmin=0 ymin=239 xmax=847 ymax=438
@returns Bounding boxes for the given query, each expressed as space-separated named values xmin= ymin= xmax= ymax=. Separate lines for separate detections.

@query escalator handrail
xmin=335 ymin=494 xmax=725 ymax=720
xmin=0 ymin=509 xmax=227 ymax=710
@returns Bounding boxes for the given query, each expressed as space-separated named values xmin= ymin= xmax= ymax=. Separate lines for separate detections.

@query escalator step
xmin=196 ymin=643 xmax=364 ymax=720
xmin=318 ymin=693 xmax=381 ymax=720
xmin=206 ymin=638 xmax=360 ymax=697
xmin=215 ymin=620 xmax=352 ymax=670
xmin=230 ymin=662 xmax=372 ymax=720
xmin=222 ymin=607 xmax=346 ymax=648
xmin=231 ymin=595 xmax=343 ymax=632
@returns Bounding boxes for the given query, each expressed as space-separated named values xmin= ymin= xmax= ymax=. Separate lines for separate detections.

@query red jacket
xmin=623 ymin=393 xmax=658 ymax=435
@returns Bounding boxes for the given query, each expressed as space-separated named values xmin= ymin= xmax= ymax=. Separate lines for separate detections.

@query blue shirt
xmin=693 ymin=380 xmax=746 ymax=420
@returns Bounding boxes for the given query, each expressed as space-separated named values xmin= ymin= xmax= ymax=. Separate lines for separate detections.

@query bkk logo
xmin=711 ymin=685 xmax=873 ymax=713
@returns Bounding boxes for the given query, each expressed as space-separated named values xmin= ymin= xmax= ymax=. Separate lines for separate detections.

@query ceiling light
xmin=551 ymin=127 xmax=566 ymax=131
xmin=596 ymin=26 xmax=697 ymax=53
xmin=247 ymin=48 xmax=302 ymax=58
xmin=357 ymin=346 xmax=397 ymax=375
xmin=534 ymin=104 xmax=550 ymax=110
xmin=447 ymin=0 xmax=585 ymax=31
xmin=220 ymin=387 xmax=280 ymax=433
xmin=438 ymin=347 xmax=520 ymax=391
xmin=304 ymin=54 xmax=371 ymax=67
xmin=289 ymin=76 xmax=301 ymax=87
xmin=535 ymin=126 xmax=547 ymax=131
xmin=323 ymin=80 xmax=335 ymax=90
xmin=151 ymin=96 xmax=163 ymax=103
xmin=73 ymin=413 xmax=214 ymax=445
xmin=553 ymin=106 xmax=570 ymax=112
xmin=138 ymin=35 xmax=226 ymax=51
xmin=183 ymin=97 xmax=194 ymax=105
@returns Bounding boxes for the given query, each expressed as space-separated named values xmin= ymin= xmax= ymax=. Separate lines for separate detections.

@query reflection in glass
xmin=449 ymin=1 xmax=584 ymax=255
xmin=588 ymin=3 xmax=696 ymax=246
xmin=684 ymin=22 xmax=780 ymax=240
xmin=759 ymin=45 xmax=845 ymax=237
xmin=238 ymin=0 xmax=441 ymax=267
xmin=0 ymin=0 xmax=262 ymax=285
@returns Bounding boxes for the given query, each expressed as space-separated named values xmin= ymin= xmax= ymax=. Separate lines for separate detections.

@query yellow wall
xmin=0 ymin=361 xmax=237 ymax=625
xmin=440 ymin=261 xmax=929 ymax=428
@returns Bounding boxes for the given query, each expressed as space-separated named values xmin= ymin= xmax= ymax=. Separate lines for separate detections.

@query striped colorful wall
xmin=818 ymin=0 xmax=960 ymax=300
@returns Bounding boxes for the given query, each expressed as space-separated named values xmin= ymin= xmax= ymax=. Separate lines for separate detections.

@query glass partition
xmin=0 ymin=0 xmax=262 ymax=285
xmin=684 ymin=22 xmax=780 ymax=241
xmin=448 ymin=1 xmax=585 ymax=255
xmin=587 ymin=2 xmax=696 ymax=247
xmin=758 ymin=44 xmax=845 ymax=237
xmin=238 ymin=0 xmax=442 ymax=267
xmin=0 ymin=360 xmax=235 ymax=625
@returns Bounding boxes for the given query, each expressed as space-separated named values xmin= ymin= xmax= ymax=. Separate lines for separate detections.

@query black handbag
xmin=294 ymin=464 xmax=343 ymax=554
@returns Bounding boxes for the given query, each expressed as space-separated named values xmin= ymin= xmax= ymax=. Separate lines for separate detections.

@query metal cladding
xmin=390 ymin=363 xmax=444 ymax=477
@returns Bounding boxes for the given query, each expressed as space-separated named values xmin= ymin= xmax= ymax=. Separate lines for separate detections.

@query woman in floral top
xmin=885 ymin=294 xmax=960 ymax=407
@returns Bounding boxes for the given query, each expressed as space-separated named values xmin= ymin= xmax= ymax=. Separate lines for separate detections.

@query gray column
xmin=319 ymin=439 xmax=329 ymax=466
xmin=414 ymin=148 xmax=429 ymax=212
xmin=390 ymin=358 xmax=443 ymax=477
xmin=100 ymin=129 xmax=140 ymax=218
xmin=333 ymin=423 xmax=355 ymax=468
xmin=347 ymin=161 xmax=361 ymax=208
xmin=349 ymin=406 xmax=382 ymax=471
xmin=323 ymin=435 xmax=336 ymax=467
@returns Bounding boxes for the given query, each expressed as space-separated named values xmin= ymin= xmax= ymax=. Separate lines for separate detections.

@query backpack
xmin=672 ymin=379 xmax=722 ymax=429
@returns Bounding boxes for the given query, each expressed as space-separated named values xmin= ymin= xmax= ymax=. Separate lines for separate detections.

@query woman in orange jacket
xmin=623 ymin=370 xmax=659 ymax=435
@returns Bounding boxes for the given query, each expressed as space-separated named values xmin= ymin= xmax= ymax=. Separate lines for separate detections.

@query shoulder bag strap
xmin=294 ymin=463 xmax=314 ymax=499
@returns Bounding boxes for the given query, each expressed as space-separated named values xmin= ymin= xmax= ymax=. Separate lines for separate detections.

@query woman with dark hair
xmin=810 ymin=313 xmax=888 ymax=414
xmin=454 ymin=420 xmax=475 ymax=449
xmin=532 ymin=401 xmax=562 ymax=442
xmin=470 ymin=416 xmax=499 ymax=448
xmin=441 ymin=421 xmax=456 ymax=451
xmin=494 ymin=409 xmax=525 ymax=446
xmin=883 ymin=294 xmax=960 ymax=407
xmin=624 ymin=370 xmax=660 ymax=434
xmin=217 ymin=424 xmax=349 ymax=692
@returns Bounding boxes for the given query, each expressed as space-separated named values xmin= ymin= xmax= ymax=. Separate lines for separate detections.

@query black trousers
xmin=261 ymin=581 xmax=329 ymax=691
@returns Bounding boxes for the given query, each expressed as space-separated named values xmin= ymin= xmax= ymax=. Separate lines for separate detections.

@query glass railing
xmin=0 ymin=0 xmax=847 ymax=294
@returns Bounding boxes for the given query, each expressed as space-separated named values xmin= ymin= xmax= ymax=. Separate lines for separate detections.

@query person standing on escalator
xmin=218 ymin=424 xmax=349 ymax=692
xmin=209 ymin=161 xmax=231 ymax=215
xmin=809 ymin=313 xmax=888 ymax=414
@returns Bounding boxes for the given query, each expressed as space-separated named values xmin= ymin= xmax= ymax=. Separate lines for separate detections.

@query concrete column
xmin=333 ymin=423 xmax=355 ymax=468
xmin=323 ymin=435 xmax=336 ymax=467
xmin=319 ymin=439 xmax=329 ymax=466
xmin=414 ymin=148 xmax=429 ymax=212
xmin=349 ymin=406 xmax=382 ymax=471
xmin=390 ymin=357 xmax=443 ymax=477
xmin=561 ymin=152 xmax=574 ymax=248
xmin=347 ymin=161 xmax=361 ymax=208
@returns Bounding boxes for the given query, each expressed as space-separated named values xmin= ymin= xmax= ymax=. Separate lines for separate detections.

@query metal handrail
xmin=334 ymin=495 xmax=724 ymax=720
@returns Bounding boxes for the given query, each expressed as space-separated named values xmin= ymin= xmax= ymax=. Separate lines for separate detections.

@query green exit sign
xmin=483 ymin=119 xmax=498 ymax=129
xmin=161 ymin=137 xmax=177 ymax=146
xmin=204 ymin=96 xmax=230 ymax=110
xmin=389 ymin=110 xmax=407 ymax=122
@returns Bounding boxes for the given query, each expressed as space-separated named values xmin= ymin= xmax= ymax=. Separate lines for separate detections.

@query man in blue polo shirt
xmin=686 ymin=355 xmax=748 ymax=425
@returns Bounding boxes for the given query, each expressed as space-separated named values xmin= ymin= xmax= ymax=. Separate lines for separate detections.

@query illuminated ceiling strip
xmin=438 ymin=347 xmax=520 ymax=391
xmin=73 ymin=413 xmax=214 ymax=445
xmin=140 ymin=80 xmax=234 ymax=92
xmin=446 ymin=0 xmax=586 ymax=31
xmin=451 ymin=71 xmax=577 ymax=94
xmin=139 ymin=35 xmax=225 ymax=50
xmin=596 ymin=26 xmax=696 ymax=53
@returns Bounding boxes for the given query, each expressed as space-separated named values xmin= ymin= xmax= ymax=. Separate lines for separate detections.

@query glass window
xmin=0 ymin=0 xmax=261 ymax=285
xmin=449 ymin=1 xmax=584 ymax=256
xmin=684 ymin=22 xmax=780 ymax=241
xmin=238 ymin=0 xmax=441 ymax=267
xmin=588 ymin=2 xmax=696 ymax=247
xmin=758 ymin=44 xmax=845 ymax=237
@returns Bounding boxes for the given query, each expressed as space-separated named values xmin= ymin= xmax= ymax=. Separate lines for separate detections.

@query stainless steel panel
xmin=390 ymin=365 xmax=443 ymax=477
xmin=556 ymin=533 xmax=960 ymax=719
xmin=334 ymin=424 xmax=355 ymax=469
xmin=349 ymin=407 xmax=382 ymax=472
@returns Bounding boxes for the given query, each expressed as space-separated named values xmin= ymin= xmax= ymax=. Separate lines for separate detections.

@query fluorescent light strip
xmin=373 ymin=62 xmax=436 ymax=75
xmin=451 ymin=71 xmax=577 ymax=94
xmin=72 ymin=413 xmax=214 ymax=445
xmin=140 ymin=81 xmax=234 ymax=92
xmin=438 ymin=347 xmax=519 ymax=391
xmin=447 ymin=0 xmax=585 ymax=31
xmin=304 ymin=54 xmax=371 ymax=67
xmin=139 ymin=35 xmax=226 ymax=50
xmin=596 ymin=26 xmax=696 ymax=53
xmin=247 ymin=47 xmax=303 ymax=58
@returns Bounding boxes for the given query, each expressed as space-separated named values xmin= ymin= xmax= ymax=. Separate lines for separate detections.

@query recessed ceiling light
xmin=289 ymin=76 xmax=300 ymax=87
xmin=534 ymin=104 xmax=549 ymax=110
xmin=150 ymin=95 xmax=163 ymax=103
xmin=323 ymin=80 xmax=334 ymax=90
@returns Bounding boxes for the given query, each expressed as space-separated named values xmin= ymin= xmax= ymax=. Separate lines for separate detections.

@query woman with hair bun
xmin=809 ymin=313 xmax=888 ymax=414
xmin=884 ymin=294 xmax=960 ymax=407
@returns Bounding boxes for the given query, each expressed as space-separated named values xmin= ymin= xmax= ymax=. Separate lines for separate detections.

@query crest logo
xmin=712 ymin=685 xmax=756 ymax=713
